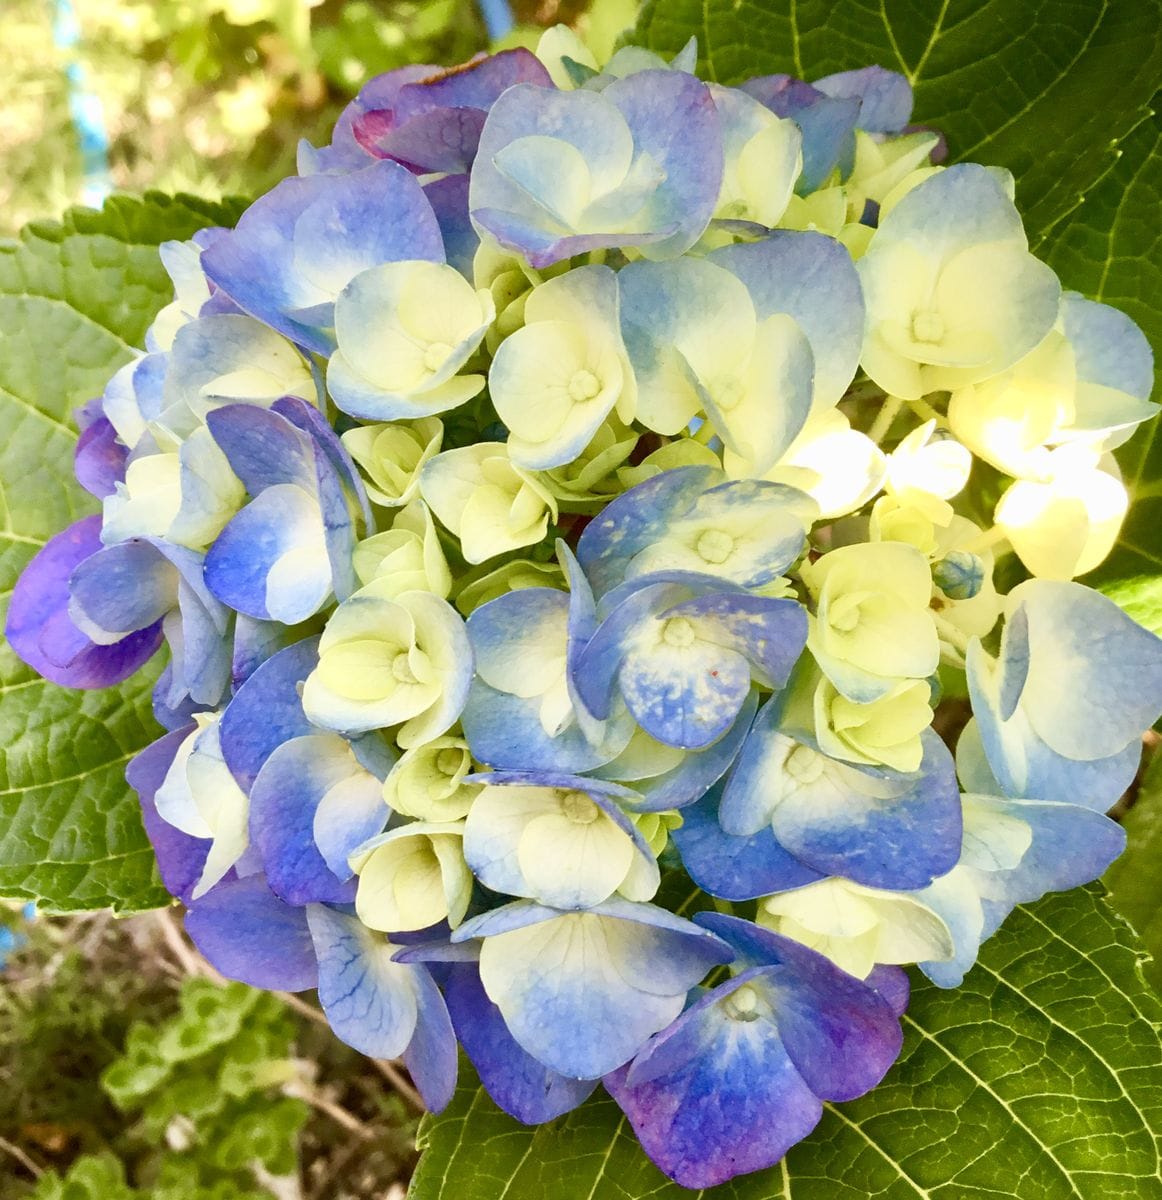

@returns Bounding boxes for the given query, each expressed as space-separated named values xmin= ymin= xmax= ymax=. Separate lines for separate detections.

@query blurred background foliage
xmin=0 ymin=903 xmax=422 ymax=1198
xmin=1 ymin=0 xmax=636 ymax=237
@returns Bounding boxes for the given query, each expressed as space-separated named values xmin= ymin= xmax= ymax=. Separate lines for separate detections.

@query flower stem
xmin=867 ymin=395 xmax=905 ymax=443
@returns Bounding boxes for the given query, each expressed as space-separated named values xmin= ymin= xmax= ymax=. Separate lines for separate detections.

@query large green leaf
xmin=0 ymin=193 xmax=244 ymax=912
xmin=410 ymin=886 xmax=1162 ymax=1199
xmin=1106 ymin=748 xmax=1162 ymax=994
xmin=1042 ymin=99 xmax=1162 ymax=633
xmin=632 ymin=0 xmax=1162 ymax=243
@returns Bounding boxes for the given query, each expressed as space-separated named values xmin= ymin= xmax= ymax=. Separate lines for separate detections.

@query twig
xmin=369 ymin=1058 xmax=425 ymax=1112
xmin=867 ymin=394 xmax=904 ymax=443
xmin=284 ymin=1081 xmax=374 ymax=1140
xmin=155 ymin=908 xmax=226 ymax=984
xmin=277 ymin=989 xmax=329 ymax=1027
xmin=0 ymin=1133 xmax=43 ymax=1179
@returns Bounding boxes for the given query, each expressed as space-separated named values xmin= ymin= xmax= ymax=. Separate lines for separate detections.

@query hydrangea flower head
xmin=6 ymin=28 xmax=1161 ymax=1192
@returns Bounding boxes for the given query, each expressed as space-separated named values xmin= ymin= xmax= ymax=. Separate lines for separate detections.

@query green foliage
xmin=30 ymin=977 xmax=306 ymax=1200
xmin=1043 ymin=99 xmax=1162 ymax=632
xmin=632 ymin=0 xmax=1162 ymax=244
xmin=410 ymin=886 xmax=1162 ymax=1199
xmin=1106 ymin=748 xmax=1162 ymax=993
xmin=0 ymin=194 xmax=242 ymax=913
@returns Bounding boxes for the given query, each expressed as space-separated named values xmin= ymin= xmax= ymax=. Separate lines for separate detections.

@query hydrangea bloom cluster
xmin=10 ymin=29 xmax=1162 ymax=1188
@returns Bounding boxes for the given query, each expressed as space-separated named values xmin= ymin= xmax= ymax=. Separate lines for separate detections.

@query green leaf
xmin=0 ymin=192 xmax=245 ymax=912
xmin=1041 ymin=99 xmax=1162 ymax=633
xmin=409 ymin=886 xmax=1162 ymax=1199
xmin=1106 ymin=747 xmax=1162 ymax=994
xmin=632 ymin=0 xmax=1162 ymax=242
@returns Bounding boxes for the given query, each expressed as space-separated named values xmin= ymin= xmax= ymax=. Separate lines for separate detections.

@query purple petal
xmin=866 ymin=964 xmax=911 ymax=1017
xmin=605 ymin=969 xmax=822 ymax=1188
xmin=693 ymin=914 xmax=903 ymax=1099
xmin=74 ymin=417 xmax=127 ymax=498
xmin=424 ymin=174 xmax=478 ymax=280
xmin=6 ymin=516 xmax=162 ymax=688
xmin=185 ymin=875 xmax=318 ymax=991
xmin=126 ymin=728 xmax=211 ymax=905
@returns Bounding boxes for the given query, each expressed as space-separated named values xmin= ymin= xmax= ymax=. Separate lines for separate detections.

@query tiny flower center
xmin=828 ymin=593 xmax=867 ymax=633
xmin=423 ymin=341 xmax=453 ymax=372
xmin=568 ymin=368 xmax=601 ymax=403
xmin=697 ymin=529 xmax=735 ymax=565
xmin=661 ymin=617 xmax=697 ymax=648
xmin=723 ymin=984 xmax=761 ymax=1022
xmin=392 ymin=652 xmax=419 ymax=684
xmin=435 ymin=747 xmax=463 ymax=777
xmin=561 ymin=790 xmax=599 ymax=824
xmin=785 ymin=743 xmax=826 ymax=784
xmin=911 ymin=310 xmax=945 ymax=344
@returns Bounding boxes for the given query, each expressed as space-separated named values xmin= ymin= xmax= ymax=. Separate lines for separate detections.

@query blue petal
xmin=443 ymin=962 xmax=596 ymax=1123
xmin=218 ymin=637 xmax=320 ymax=790
xmin=250 ymin=733 xmax=386 ymax=904
xmin=663 ymin=591 xmax=807 ymax=689
xmin=470 ymin=73 xmax=721 ymax=267
xmin=1062 ymin=292 xmax=1154 ymax=406
xmin=1012 ymin=581 xmax=1162 ymax=760
xmin=673 ymin=784 xmax=823 ymax=900
xmin=454 ymin=899 xmax=733 ymax=1078
xmin=201 ymin=161 xmax=444 ymax=354
xmin=989 ymin=798 xmax=1127 ymax=906
xmin=69 ymin=540 xmax=174 ymax=638
xmin=460 ymin=680 xmax=631 ymax=772
xmin=576 ymin=466 xmax=722 ymax=597
xmin=402 ymin=966 xmax=459 ymax=1112
xmin=742 ymin=76 xmax=860 ymax=193
xmin=724 ymin=698 xmax=961 ymax=888
xmin=709 ymin=232 xmax=865 ymax=410
xmin=206 ymin=403 xmax=316 ymax=493
xmin=185 ymin=875 xmax=318 ymax=991
xmin=231 ymin=615 xmax=311 ymax=688
xmin=967 ymin=580 xmax=1162 ymax=806
xmin=621 ymin=633 xmax=751 ymax=749
xmin=813 ymin=66 xmax=913 ymax=133
xmin=597 ymin=689 xmax=758 ymax=811
xmin=204 ymin=485 xmax=332 ymax=622
xmin=275 ymin=395 xmax=373 ymax=533
xmin=306 ymin=904 xmax=420 ymax=1058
